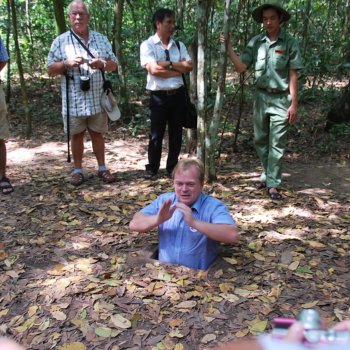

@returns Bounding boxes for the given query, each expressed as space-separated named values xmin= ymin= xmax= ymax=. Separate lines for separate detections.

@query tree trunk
xmin=233 ymin=0 xmax=250 ymax=150
xmin=176 ymin=0 xmax=186 ymax=32
xmin=114 ymin=0 xmax=127 ymax=106
xmin=312 ymin=0 xmax=332 ymax=90
xmin=186 ymin=30 xmax=198 ymax=154
xmin=53 ymin=0 xmax=66 ymax=36
xmin=342 ymin=0 xmax=350 ymax=58
xmin=196 ymin=0 xmax=211 ymax=168
xmin=6 ymin=0 xmax=11 ymax=104
xmin=325 ymin=81 xmax=350 ymax=130
xmin=207 ymin=5 xmax=214 ymax=93
xmin=11 ymin=0 xmax=32 ymax=137
xmin=301 ymin=0 xmax=311 ymax=55
xmin=207 ymin=0 xmax=231 ymax=181
xmin=25 ymin=0 xmax=34 ymax=44
xmin=125 ymin=0 xmax=142 ymax=47
xmin=147 ymin=0 xmax=153 ymax=25
xmin=233 ymin=74 xmax=244 ymax=151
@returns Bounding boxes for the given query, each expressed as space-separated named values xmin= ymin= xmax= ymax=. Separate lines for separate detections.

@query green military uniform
xmin=240 ymin=29 xmax=303 ymax=188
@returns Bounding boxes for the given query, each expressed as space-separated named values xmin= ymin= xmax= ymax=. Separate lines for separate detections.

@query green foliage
xmin=128 ymin=113 xmax=150 ymax=136
xmin=329 ymin=123 xmax=350 ymax=138
xmin=1 ymin=0 xmax=349 ymax=133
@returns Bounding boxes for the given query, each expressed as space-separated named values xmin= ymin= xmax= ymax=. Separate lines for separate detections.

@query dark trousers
xmin=147 ymin=89 xmax=186 ymax=174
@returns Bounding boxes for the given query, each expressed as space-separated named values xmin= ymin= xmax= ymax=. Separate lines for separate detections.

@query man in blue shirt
xmin=0 ymin=35 xmax=13 ymax=195
xmin=129 ymin=158 xmax=239 ymax=270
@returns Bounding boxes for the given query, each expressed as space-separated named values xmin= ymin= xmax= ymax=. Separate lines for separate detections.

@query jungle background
xmin=1 ymin=0 xmax=350 ymax=349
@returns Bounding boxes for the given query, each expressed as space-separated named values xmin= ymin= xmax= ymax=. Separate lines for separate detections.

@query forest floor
xmin=1 ymin=79 xmax=350 ymax=350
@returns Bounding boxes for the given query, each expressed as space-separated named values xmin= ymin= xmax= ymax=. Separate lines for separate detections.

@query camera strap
xmin=70 ymin=30 xmax=106 ymax=83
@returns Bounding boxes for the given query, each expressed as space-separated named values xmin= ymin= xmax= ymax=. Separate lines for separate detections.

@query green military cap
xmin=252 ymin=0 xmax=291 ymax=23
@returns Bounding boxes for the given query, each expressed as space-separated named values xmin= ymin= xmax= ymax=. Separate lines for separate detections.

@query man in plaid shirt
xmin=0 ymin=35 xmax=13 ymax=195
xmin=47 ymin=0 xmax=118 ymax=186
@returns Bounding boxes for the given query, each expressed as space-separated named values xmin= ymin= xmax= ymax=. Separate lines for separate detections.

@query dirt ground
xmin=4 ymin=120 xmax=350 ymax=193
xmin=1 ymin=108 xmax=350 ymax=349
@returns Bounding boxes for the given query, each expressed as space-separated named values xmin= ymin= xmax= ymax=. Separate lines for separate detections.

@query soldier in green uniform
xmin=221 ymin=0 xmax=303 ymax=199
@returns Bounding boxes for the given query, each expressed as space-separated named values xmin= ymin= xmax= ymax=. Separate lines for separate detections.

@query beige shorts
xmin=0 ymin=86 xmax=10 ymax=140
xmin=63 ymin=111 xmax=108 ymax=135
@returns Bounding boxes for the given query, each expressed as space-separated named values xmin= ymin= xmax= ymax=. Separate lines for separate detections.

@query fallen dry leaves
xmin=0 ymin=127 xmax=350 ymax=350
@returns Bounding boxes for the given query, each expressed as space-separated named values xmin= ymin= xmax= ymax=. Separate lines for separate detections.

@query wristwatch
xmin=103 ymin=61 xmax=107 ymax=69
xmin=169 ymin=61 xmax=173 ymax=70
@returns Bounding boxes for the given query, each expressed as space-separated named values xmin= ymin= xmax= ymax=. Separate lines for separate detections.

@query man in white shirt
xmin=140 ymin=9 xmax=193 ymax=179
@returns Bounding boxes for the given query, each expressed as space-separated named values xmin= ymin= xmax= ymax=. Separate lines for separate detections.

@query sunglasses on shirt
xmin=165 ymin=49 xmax=170 ymax=61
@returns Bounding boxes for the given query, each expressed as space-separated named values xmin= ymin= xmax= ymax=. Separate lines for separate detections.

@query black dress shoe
xmin=144 ymin=170 xmax=156 ymax=179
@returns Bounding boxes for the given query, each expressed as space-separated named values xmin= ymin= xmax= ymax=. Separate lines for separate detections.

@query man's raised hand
xmin=156 ymin=200 xmax=176 ymax=225
xmin=66 ymin=56 xmax=84 ymax=68
xmin=174 ymin=202 xmax=195 ymax=227
xmin=220 ymin=32 xmax=232 ymax=44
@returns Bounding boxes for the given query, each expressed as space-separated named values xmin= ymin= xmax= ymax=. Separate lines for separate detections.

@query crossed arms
xmin=145 ymin=59 xmax=193 ymax=78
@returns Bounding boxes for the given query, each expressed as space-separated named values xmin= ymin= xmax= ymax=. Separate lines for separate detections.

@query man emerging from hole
xmin=129 ymin=158 xmax=239 ymax=270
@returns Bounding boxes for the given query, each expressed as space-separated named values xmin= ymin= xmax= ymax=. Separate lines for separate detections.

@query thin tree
xmin=301 ymin=0 xmax=311 ymax=55
xmin=6 ymin=0 xmax=11 ymax=104
xmin=342 ymin=0 xmax=350 ymax=58
xmin=207 ymin=0 xmax=231 ymax=181
xmin=176 ymin=0 xmax=186 ymax=31
xmin=114 ymin=0 xmax=127 ymax=106
xmin=53 ymin=0 xmax=66 ymax=36
xmin=233 ymin=0 xmax=250 ymax=151
xmin=10 ymin=0 xmax=32 ymax=137
xmin=186 ymin=28 xmax=198 ymax=154
xmin=196 ymin=0 xmax=211 ymax=168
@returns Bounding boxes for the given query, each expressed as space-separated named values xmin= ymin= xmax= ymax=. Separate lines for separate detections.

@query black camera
xmin=80 ymin=76 xmax=90 ymax=91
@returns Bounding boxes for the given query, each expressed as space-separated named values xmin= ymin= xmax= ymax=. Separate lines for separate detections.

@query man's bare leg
xmin=0 ymin=139 xmax=12 ymax=194
xmin=88 ymin=128 xmax=115 ymax=182
xmin=0 ymin=139 xmax=7 ymax=178
xmin=87 ymin=128 xmax=105 ymax=166
xmin=71 ymin=130 xmax=86 ymax=169
xmin=70 ymin=130 xmax=86 ymax=185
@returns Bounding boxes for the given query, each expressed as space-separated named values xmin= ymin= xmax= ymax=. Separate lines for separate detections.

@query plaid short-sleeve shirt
xmin=47 ymin=29 xmax=117 ymax=117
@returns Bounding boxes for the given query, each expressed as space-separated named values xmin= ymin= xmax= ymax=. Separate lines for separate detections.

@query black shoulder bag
xmin=175 ymin=41 xmax=197 ymax=130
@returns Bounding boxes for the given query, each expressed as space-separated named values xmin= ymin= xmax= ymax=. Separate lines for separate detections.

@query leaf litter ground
xmin=1 ymin=95 xmax=350 ymax=350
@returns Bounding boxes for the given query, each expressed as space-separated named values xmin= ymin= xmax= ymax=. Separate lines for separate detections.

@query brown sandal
xmin=71 ymin=172 xmax=84 ymax=186
xmin=98 ymin=170 xmax=115 ymax=183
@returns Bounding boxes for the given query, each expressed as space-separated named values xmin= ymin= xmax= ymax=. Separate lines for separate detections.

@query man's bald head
xmin=68 ymin=0 xmax=89 ymax=14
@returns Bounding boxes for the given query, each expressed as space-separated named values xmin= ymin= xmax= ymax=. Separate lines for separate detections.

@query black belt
xmin=258 ymin=87 xmax=289 ymax=93
xmin=151 ymin=86 xmax=184 ymax=96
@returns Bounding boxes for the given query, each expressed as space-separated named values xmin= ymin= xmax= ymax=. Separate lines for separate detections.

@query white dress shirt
xmin=140 ymin=33 xmax=192 ymax=91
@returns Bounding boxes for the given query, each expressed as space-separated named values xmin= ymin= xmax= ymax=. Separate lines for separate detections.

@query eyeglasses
xmin=69 ymin=12 xmax=88 ymax=17
xmin=165 ymin=49 xmax=170 ymax=61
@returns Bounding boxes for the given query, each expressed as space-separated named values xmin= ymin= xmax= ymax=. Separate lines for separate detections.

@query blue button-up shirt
xmin=141 ymin=192 xmax=236 ymax=270
xmin=0 ymin=36 xmax=9 ymax=63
